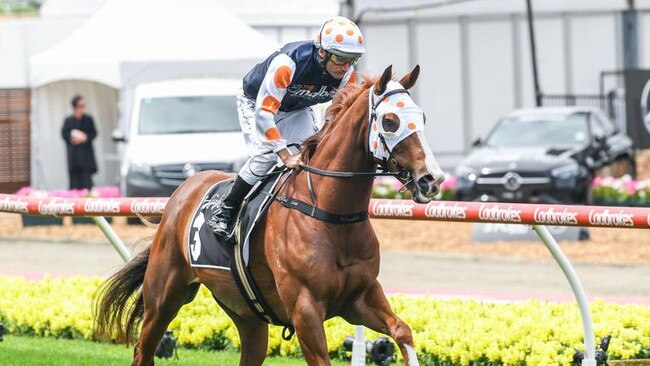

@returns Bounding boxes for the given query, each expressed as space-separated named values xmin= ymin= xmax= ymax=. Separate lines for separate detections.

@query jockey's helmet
xmin=314 ymin=16 xmax=366 ymax=59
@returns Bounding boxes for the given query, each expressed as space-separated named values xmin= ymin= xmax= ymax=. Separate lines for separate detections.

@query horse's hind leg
xmin=132 ymin=240 xmax=193 ymax=366
xmin=342 ymin=281 xmax=420 ymax=366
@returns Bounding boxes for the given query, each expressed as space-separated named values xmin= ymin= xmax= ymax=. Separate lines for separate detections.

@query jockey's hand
xmin=277 ymin=148 xmax=304 ymax=170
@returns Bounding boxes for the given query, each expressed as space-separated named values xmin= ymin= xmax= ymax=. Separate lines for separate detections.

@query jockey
xmin=208 ymin=16 xmax=366 ymax=238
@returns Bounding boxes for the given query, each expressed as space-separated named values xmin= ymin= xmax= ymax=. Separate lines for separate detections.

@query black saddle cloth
xmin=188 ymin=172 xmax=283 ymax=270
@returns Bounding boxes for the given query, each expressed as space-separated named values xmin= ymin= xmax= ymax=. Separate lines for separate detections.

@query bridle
xmin=265 ymin=85 xmax=418 ymax=229
xmin=300 ymin=86 xmax=413 ymax=183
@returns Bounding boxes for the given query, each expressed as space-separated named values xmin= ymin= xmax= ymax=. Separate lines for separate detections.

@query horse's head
xmin=369 ymin=65 xmax=445 ymax=203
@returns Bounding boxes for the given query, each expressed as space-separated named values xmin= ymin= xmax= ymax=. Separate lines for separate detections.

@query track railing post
xmin=533 ymin=225 xmax=596 ymax=366
xmin=91 ymin=216 xmax=132 ymax=262
xmin=350 ymin=325 xmax=366 ymax=365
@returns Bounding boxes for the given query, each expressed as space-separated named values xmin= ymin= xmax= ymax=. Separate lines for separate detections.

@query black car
xmin=455 ymin=107 xmax=635 ymax=204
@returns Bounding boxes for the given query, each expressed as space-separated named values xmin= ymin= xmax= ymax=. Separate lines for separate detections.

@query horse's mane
xmin=301 ymin=75 xmax=375 ymax=161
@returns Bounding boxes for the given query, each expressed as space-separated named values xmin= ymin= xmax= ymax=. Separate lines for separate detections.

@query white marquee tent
xmin=30 ymin=0 xmax=278 ymax=189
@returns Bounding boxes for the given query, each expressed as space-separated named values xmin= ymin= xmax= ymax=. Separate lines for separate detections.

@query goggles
xmin=329 ymin=53 xmax=359 ymax=66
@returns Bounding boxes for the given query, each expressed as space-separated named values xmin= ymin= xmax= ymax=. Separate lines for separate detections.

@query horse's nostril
xmin=422 ymin=174 xmax=435 ymax=183
xmin=417 ymin=174 xmax=434 ymax=193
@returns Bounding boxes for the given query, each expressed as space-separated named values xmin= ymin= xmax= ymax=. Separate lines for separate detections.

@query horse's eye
xmin=423 ymin=114 xmax=427 ymax=125
xmin=382 ymin=114 xmax=400 ymax=133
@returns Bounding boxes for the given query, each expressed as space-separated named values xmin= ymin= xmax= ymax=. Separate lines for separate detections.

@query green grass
xmin=0 ymin=336 xmax=349 ymax=365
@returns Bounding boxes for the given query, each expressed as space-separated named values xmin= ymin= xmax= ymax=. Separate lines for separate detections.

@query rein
xmin=299 ymin=164 xmax=399 ymax=178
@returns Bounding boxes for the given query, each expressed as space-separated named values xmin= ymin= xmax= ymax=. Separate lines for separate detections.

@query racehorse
xmin=94 ymin=65 xmax=445 ymax=366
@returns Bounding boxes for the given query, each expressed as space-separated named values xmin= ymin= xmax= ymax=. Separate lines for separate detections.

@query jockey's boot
xmin=208 ymin=176 xmax=253 ymax=239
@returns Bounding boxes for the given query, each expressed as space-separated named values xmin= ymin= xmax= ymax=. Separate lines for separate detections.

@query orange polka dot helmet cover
xmin=369 ymin=81 xmax=425 ymax=160
xmin=314 ymin=16 xmax=366 ymax=59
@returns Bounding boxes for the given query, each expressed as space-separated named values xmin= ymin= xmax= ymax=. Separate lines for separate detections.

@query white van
xmin=113 ymin=79 xmax=248 ymax=197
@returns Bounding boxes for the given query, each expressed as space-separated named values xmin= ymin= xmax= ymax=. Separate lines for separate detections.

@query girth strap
xmin=275 ymin=196 xmax=369 ymax=224
xmin=229 ymin=170 xmax=296 ymax=341
xmin=229 ymin=244 xmax=296 ymax=340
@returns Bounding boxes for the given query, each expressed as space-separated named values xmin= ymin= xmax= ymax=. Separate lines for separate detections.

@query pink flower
xmin=624 ymin=179 xmax=637 ymax=195
xmin=49 ymin=189 xmax=70 ymax=198
xmin=440 ymin=175 xmax=456 ymax=191
xmin=93 ymin=186 xmax=121 ymax=198
xmin=591 ymin=176 xmax=603 ymax=188
xmin=373 ymin=177 xmax=403 ymax=190
xmin=373 ymin=177 xmax=387 ymax=186
xmin=14 ymin=186 xmax=33 ymax=196
xmin=390 ymin=178 xmax=403 ymax=191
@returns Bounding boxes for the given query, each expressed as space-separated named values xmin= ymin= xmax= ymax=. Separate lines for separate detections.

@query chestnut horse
xmin=94 ymin=65 xmax=445 ymax=366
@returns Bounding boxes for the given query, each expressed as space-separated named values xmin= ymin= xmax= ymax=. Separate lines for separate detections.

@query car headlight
xmin=455 ymin=165 xmax=477 ymax=189
xmin=129 ymin=160 xmax=153 ymax=176
xmin=551 ymin=163 xmax=579 ymax=188
xmin=551 ymin=163 xmax=579 ymax=179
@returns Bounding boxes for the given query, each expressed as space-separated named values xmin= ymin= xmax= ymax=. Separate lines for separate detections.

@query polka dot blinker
xmin=368 ymin=81 xmax=425 ymax=161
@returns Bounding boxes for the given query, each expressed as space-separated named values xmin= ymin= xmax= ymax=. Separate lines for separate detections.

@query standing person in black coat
xmin=61 ymin=95 xmax=98 ymax=190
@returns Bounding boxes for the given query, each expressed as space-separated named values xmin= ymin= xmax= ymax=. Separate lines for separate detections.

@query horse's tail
xmin=93 ymin=245 xmax=150 ymax=345
xmin=135 ymin=213 xmax=159 ymax=229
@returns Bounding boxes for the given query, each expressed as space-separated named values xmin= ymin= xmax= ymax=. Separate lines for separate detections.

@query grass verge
xmin=0 ymin=335 xmax=348 ymax=366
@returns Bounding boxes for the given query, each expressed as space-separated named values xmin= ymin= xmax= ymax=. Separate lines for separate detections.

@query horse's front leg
xmin=342 ymin=280 xmax=420 ymax=366
xmin=280 ymin=282 xmax=331 ymax=366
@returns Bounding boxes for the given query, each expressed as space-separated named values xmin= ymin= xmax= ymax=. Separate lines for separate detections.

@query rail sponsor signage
xmin=0 ymin=194 xmax=168 ymax=217
xmin=38 ymin=198 xmax=75 ymax=216
xmin=129 ymin=198 xmax=167 ymax=215
xmin=84 ymin=199 xmax=121 ymax=214
xmin=1 ymin=194 xmax=650 ymax=228
xmin=477 ymin=204 xmax=522 ymax=223
xmin=370 ymin=200 xmax=414 ymax=217
xmin=424 ymin=202 xmax=468 ymax=219
xmin=0 ymin=196 xmax=29 ymax=213
xmin=368 ymin=199 xmax=650 ymax=229
xmin=533 ymin=207 xmax=579 ymax=225
xmin=587 ymin=208 xmax=635 ymax=227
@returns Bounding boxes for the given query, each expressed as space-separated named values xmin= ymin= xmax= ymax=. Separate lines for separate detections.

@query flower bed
xmin=1 ymin=276 xmax=648 ymax=365
xmin=592 ymin=176 xmax=650 ymax=207
xmin=14 ymin=186 xmax=121 ymax=199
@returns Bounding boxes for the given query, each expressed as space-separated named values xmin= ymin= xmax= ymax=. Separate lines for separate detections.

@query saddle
xmin=187 ymin=168 xmax=294 ymax=337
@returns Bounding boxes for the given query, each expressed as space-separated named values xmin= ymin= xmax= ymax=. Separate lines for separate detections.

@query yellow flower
xmin=1 ymin=276 xmax=649 ymax=365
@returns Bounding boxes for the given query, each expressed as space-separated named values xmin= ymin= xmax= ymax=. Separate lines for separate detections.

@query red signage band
xmin=369 ymin=199 xmax=650 ymax=229
xmin=0 ymin=195 xmax=168 ymax=217
xmin=1 ymin=194 xmax=650 ymax=229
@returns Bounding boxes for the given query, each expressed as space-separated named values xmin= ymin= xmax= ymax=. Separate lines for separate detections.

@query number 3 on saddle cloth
xmin=187 ymin=167 xmax=293 ymax=335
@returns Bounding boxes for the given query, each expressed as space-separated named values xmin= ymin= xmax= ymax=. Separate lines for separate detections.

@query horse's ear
xmin=374 ymin=65 xmax=393 ymax=95
xmin=399 ymin=64 xmax=420 ymax=90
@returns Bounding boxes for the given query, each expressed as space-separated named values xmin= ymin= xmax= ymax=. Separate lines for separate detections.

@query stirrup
xmin=208 ymin=205 xmax=238 ymax=240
